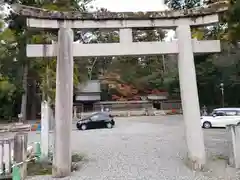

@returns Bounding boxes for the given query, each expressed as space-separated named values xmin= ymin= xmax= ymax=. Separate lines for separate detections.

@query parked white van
xmin=201 ymin=108 xmax=240 ymax=128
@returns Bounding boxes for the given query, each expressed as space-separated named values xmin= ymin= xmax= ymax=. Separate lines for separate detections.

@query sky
xmin=90 ymin=0 xmax=167 ymax=12
xmin=89 ymin=0 xmax=174 ymax=41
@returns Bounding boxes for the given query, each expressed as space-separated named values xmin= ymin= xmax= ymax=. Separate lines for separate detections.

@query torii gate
xmin=13 ymin=4 xmax=227 ymax=178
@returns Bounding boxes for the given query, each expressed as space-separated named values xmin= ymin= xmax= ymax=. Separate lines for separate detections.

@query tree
xmin=0 ymin=75 xmax=17 ymax=120
xmin=0 ymin=24 xmax=23 ymax=120
xmin=226 ymin=0 xmax=240 ymax=42
xmin=2 ymin=0 xmax=92 ymax=120
xmin=164 ymin=0 xmax=201 ymax=9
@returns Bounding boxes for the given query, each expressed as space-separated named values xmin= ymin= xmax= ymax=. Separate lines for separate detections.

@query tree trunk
xmin=18 ymin=30 xmax=28 ymax=122
xmin=30 ymin=79 xmax=37 ymax=120
xmin=20 ymin=63 xmax=28 ymax=122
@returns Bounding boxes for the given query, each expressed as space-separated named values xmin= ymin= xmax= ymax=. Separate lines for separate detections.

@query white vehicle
xmin=201 ymin=108 xmax=240 ymax=128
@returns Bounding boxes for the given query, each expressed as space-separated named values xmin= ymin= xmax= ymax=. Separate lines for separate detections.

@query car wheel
xmin=237 ymin=122 xmax=240 ymax=126
xmin=106 ymin=122 xmax=112 ymax=129
xmin=203 ymin=121 xmax=212 ymax=129
xmin=80 ymin=124 xmax=87 ymax=130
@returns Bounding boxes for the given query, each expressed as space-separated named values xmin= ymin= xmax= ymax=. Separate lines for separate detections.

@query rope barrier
xmin=13 ymin=142 xmax=41 ymax=180
xmin=12 ymin=157 xmax=37 ymax=168
xmin=12 ymin=156 xmax=37 ymax=180
xmin=0 ymin=142 xmax=41 ymax=179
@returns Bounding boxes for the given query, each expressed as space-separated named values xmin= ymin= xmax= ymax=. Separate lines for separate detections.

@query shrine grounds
xmin=27 ymin=115 xmax=240 ymax=180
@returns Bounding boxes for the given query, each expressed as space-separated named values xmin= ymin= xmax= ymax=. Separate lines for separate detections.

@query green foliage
xmin=0 ymin=0 xmax=92 ymax=120
xmin=163 ymin=0 xmax=240 ymax=107
xmin=227 ymin=0 xmax=240 ymax=42
xmin=164 ymin=0 xmax=201 ymax=9
xmin=0 ymin=75 xmax=18 ymax=119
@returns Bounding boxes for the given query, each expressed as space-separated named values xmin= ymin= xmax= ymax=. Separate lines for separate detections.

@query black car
xmin=76 ymin=112 xmax=115 ymax=130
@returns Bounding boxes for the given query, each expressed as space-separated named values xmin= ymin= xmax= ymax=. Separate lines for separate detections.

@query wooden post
xmin=0 ymin=142 xmax=3 ymax=174
xmin=4 ymin=140 xmax=11 ymax=174
xmin=227 ymin=124 xmax=240 ymax=168
xmin=73 ymin=106 xmax=77 ymax=120
xmin=52 ymin=26 xmax=74 ymax=178
xmin=14 ymin=133 xmax=28 ymax=179
xmin=49 ymin=106 xmax=54 ymax=131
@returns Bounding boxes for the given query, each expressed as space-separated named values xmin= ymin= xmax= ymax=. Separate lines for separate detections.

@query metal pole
xmin=162 ymin=55 xmax=166 ymax=72
xmin=221 ymin=88 xmax=224 ymax=107
xmin=220 ymin=83 xmax=224 ymax=107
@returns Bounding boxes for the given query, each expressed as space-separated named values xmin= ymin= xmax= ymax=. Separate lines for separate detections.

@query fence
xmin=72 ymin=100 xmax=182 ymax=118
xmin=94 ymin=101 xmax=153 ymax=111
xmin=0 ymin=135 xmax=41 ymax=179
xmin=94 ymin=100 xmax=182 ymax=111
xmin=0 ymin=123 xmax=41 ymax=179
xmin=0 ymin=136 xmax=13 ymax=178
xmin=160 ymin=100 xmax=182 ymax=110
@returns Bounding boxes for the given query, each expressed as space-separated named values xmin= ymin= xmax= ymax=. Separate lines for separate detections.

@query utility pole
xmin=87 ymin=58 xmax=97 ymax=80
xmin=220 ymin=83 xmax=224 ymax=107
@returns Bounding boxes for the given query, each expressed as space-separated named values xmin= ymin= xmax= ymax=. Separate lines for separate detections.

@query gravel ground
xmin=27 ymin=115 xmax=240 ymax=180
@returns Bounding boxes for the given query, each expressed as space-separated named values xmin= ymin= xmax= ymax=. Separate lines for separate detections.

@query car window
xmin=214 ymin=111 xmax=225 ymax=116
xmin=90 ymin=114 xmax=99 ymax=121
xmin=225 ymin=111 xmax=237 ymax=116
xmin=237 ymin=111 xmax=240 ymax=115
xmin=98 ymin=114 xmax=108 ymax=120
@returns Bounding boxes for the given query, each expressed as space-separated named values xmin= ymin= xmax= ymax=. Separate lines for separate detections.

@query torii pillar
xmin=177 ymin=25 xmax=205 ymax=168
xmin=53 ymin=25 xmax=74 ymax=177
xmin=12 ymin=3 xmax=226 ymax=177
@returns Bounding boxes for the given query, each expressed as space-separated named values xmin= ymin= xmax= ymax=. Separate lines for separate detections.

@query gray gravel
xmin=27 ymin=115 xmax=240 ymax=180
